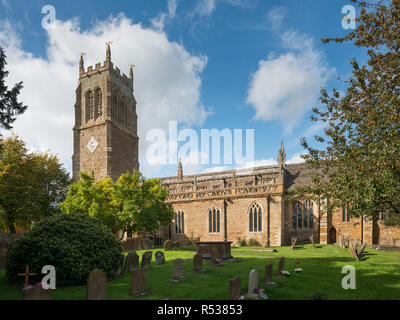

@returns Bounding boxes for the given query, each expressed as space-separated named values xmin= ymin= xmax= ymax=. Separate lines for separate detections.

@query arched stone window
xmin=85 ymin=90 xmax=94 ymax=122
xmin=208 ymin=208 xmax=220 ymax=233
xmin=292 ymin=202 xmax=298 ymax=230
xmin=175 ymin=210 xmax=184 ymax=234
xmin=293 ymin=200 xmax=314 ymax=230
xmin=94 ymin=87 xmax=103 ymax=119
xmin=249 ymin=202 xmax=262 ymax=232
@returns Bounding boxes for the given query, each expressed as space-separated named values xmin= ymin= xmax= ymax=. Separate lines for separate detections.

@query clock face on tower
xmin=87 ymin=136 xmax=99 ymax=154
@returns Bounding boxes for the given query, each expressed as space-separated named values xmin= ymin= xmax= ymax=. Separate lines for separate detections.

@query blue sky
xmin=0 ymin=0 xmax=366 ymax=178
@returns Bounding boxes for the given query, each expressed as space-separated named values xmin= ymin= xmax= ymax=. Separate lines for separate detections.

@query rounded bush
xmin=5 ymin=214 xmax=124 ymax=287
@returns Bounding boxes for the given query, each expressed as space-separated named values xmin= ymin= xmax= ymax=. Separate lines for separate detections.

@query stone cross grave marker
xmin=141 ymin=251 xmax=153 ymax=269
xmin=163 ymin=240 xmax=172 ymax=251
xmin=155 ymin=251 xmax=166 ymax=265
xmin=18 ymin=265 xmax=38 ymax=285
xmin=193 ymin=254 xmax=204 ymax=272
xmin=245 ymin=269 xmax=259 ymax=299
xmin=277 ymin=257 xmax=285 ymax=277
xmin=125 ymin=250 xmax=139 ymax=272
xmin=171 ymin=258 xmax=185 ymax=282
xmin=131 ymin=269 xmax=150 ymax=296
xmin=87 ymin=269 xmax=107 ymax=300
xmin=228 ymin=276 xmax=241 ymax=300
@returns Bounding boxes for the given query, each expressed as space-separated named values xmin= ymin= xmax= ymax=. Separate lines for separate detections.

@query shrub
xmin=5 ymin=214 xmax=123 ymax=287
xmin=248 ymin=238 xmax=259 ymax=247
xmin=240 ymin=239 xmax=247 ymax=247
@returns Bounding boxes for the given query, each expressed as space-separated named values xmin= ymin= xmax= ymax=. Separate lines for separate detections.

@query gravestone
xmin=131 ymin=269 xmax=150 ymax=296
xmin=87 ymin=269 xmax=107 ymax=300
xmin=277 ymin=257 xmax=285 ymax=277
xmin=171 ymin=258 xmax=185 ymax=281
xmin=358 ymin=242 xmax=367 ymax=255
xmin=125 ymin=250 xmax=139 ymax=272
xmin=291 ymin=237 xmax=297 ymax=250
xmin=310 ymin=235 xmax=315 ymax=247
xmin=22 ymin=286 xmax=52 ymax=300
xmin=172 ymin=241 xmax=180 ymax=250
xmin=295 ymin=258 xmax=300 ymax=269
xmin=163 ymin=240 xmax=173 ymax=251
xmin=228 ymin=276 xmax=241 ymax=300
xmin=209 ymin=247 xmax=218 ymax=266
xmin=348 ymin=239 xmax=360 ymax=261
xmin=264 ymin=263 xmax=277 ymax=287
xmin=193 ymin=254 xmax=204 ymax=272
xmin=155 ymin=251 xmax=166 ymax=265
xmin=141 ymin=251 xmax=153 ymax=269
xmin=245 ymin=269 xmax=259 ymax=299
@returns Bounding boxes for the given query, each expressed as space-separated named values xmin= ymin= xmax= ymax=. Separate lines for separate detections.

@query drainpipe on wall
xmin=267 ymin=196 xmax=271 ymax=247
xmin=223 ymin=200 xmax=228 ymax=242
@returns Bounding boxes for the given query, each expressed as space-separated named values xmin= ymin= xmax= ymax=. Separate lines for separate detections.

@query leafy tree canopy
xmin=299 ymin=0 xmax=400 ymax=226
xmin=59 ymin=170 xmax=174 ymax=237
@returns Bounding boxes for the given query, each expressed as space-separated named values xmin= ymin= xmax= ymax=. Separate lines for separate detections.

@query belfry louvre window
xmin=94 ymin=87 xmax=103 ymax=119
xmin=249 ymin=202 xmax=262 ymax=232
xmin=292 ymin=200 xmax=314 ymax=230
xmin=175 ymin=210 xmax=184 ymax=234
xmin=208 ymin=208 xmax=220 ymax=233
xmin=86 ymin=90 xmax=94 ymax=122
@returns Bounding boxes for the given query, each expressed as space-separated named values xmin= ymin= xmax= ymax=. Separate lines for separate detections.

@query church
xmin=72 ymin=46 xmax=400 ymax=248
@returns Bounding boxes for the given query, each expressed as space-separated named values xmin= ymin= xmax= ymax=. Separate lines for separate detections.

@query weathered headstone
xmin=291 ymin=237 xmax=297 ymax=250
xmin=163 ymin=240 xmax=173 ymax=251
xmin=22 ymin=286 xmax=52 ymax=300
xmin=193 ymin=254 xmax=204 ymax=272
xmin=264 ymin=263 xmax=277 ymax=287
xmin=172 ymin=240 xmax=180 ymax=250
xmin=171 ymin=258 xmax=185 ymax=281
xmin=295 ymin=258 xmax=300 ymax=269
xmin=209 ymin=247 xmax=218 ymax=266
xmin=358 ymin=241 xmax=367 ymax=256
xmin=245 ymin=269 xmax=259 ymax=299
xmin=131 ymin=269 xmax=150 ymax=296
xmin=125 ymin=250 xmax=139 ymax=272
xmin=155 ymin=251 xmax=166 ymax=265
xmin=141 ymin=251 xmax=153 ymax=269
xmin=348 ymin=239 xmax=360 ymax=261
xmin=277 ymin=257 xmax=285 ymax=277
xmin=310 ymin=235 xmax=315 ymax=247
xmin=228 ymin=276 xmax=241 ymax=300
xmin=87 ymin=269 xmax=107 ymax=300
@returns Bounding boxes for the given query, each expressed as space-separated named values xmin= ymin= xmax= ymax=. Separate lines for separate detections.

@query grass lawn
xmin=0 ymin=244 xmax=399 ymax=300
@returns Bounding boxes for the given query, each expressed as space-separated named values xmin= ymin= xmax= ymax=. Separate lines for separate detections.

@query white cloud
xmin=246 ymin=29 xmax=335 ymax=132
xmin=0 ymin=14 xmax=210 ymax=178
xmin=225 ymin=0 xmax=258 ymax=8
xmin=151 ymin=0 xmax=178 ymax=31
xmin=266 ymin=6 xmax=288 ymax=30
xmin=195 ymin=0 xmax=216 ymax=17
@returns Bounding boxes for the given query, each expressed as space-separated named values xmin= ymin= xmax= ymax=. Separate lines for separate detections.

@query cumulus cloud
xmin=0 ymin=14 xmax=210 ymax=178
xmin=246 ymin=29 xmax=335 ymax=132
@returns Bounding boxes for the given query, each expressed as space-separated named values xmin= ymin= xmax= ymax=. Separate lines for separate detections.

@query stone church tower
xmin=72 ymin=44 xmax=139 ymax=181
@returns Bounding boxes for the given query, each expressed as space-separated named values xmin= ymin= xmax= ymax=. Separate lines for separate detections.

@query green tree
xmin=300 ymin=0 xmax=400 ymax=225
xmin=0 ymin=136 xmax=70 ymax=232
xmin=0 ymin=47 xmax=27 ymax=138
xmin=60 ymin=171 xmax=174 ymax=237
